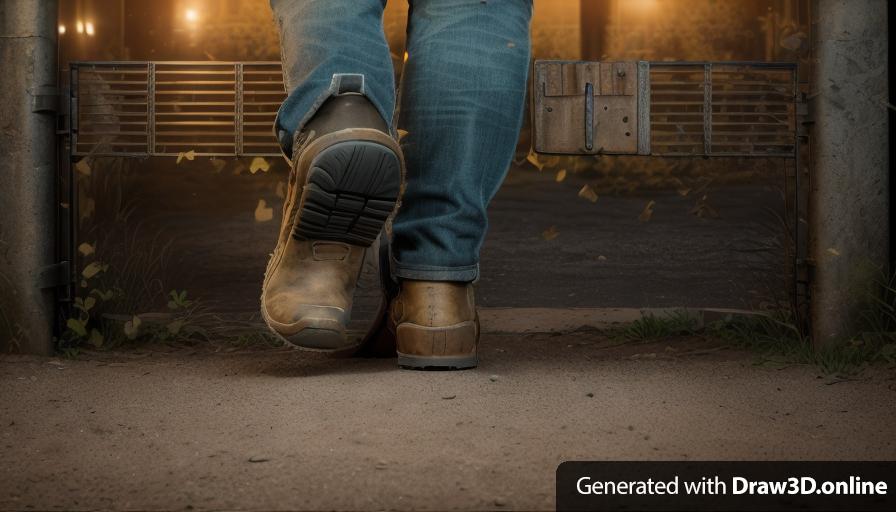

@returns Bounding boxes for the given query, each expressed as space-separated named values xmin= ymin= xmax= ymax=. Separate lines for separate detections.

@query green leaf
xmin=167 ymin=319 xmax=185 ymax=336
xmin=66 ymin=318 xmax=87 ymax=337
xmin=88 ymin=329 xmax=104 ymax=348
xmin=123 ymin=316 xmax=141 ymax=340
xmin=881 ymin=343 xmax=896 ymax=363
xmin=91 ymin=289 xmax=115 ymax=301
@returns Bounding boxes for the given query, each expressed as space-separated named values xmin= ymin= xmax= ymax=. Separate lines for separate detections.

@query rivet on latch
xmin=616 ymin=69 xmax=626 ymax=78
xmin=545 ymin=106 xmax=552 ymax=112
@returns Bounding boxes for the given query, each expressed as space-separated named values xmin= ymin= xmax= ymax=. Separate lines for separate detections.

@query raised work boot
xmin=389 ymin=281 xmax=479 ymax=370
xmin=262 ymin=93 xmax=404 ymax=351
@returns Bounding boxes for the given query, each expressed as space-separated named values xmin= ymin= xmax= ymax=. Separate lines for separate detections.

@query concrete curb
xmin=478 ymin=307 xmax=767 ymax=334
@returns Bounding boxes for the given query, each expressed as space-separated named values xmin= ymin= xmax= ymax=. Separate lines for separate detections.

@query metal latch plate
xmin=533 ymin=60 xmax=641 ymax=155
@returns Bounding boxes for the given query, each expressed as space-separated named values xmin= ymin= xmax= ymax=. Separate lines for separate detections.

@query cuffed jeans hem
xmin=390 ymin=258 xmax=479 ymax=282
xmin=275 ymin=73 xmax=394 ymax=159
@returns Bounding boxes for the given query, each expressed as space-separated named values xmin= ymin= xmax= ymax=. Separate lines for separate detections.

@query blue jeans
xmin=271 ymin=0 xmax=532 ymax=282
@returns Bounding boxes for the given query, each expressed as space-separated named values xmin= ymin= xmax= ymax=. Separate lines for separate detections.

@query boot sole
xmin=395 ymin=321 xmax=479 ymax=370
xmin=397 ymin=353 xmax=479 ymax=370
xmin=294 ymin=140 xmax=401 ymax=247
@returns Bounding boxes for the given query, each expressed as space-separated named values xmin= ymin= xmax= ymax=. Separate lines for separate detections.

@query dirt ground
xmin=2 ymin=331 xmax=894 ymax=511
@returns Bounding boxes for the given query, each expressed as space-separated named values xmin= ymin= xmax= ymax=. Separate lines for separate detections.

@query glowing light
xmin=58 ymin=25 xmax=66 ymax=35
xmin=76 ymin=20 xmax=84 ymax=34
xmin=185 ymin=8 xmax=199 ymax=22
xmin=85 ymin=22 xmax=95 ymax=36
xmin=626 ymin=0 xmax=658 ymax=11
xmin=403 ymin=51 xmax=409 ymax=62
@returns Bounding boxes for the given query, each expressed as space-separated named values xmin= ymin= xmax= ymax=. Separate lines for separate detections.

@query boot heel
xmin=396 ymin=321 xmax=479 ymax=370
xmin=294 ymin=140 xmax=401 ymax=247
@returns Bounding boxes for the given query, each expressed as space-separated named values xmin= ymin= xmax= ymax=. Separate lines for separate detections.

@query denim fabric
xmin=271 ymin=0 xmax=532 ymax=282
xmin=270 ymin=0 xmax=396 ymax=157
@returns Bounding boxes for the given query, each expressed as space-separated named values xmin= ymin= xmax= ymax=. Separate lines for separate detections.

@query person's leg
xmin=271 ymin=0 xmax=396 ymax=157
xmin=391 ymin=0 xmax=532 ymax=281
xmin=263 ymin=0 xmax=403 ymax=352
xmin=388 ymin=0 xmax=532 ymax=369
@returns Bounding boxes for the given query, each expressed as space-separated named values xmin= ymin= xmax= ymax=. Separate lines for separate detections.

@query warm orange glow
xmin=403 ymin=51 xmax=409 ymax=62
xmin=185 ymin=8 xmax=199 ymax=22
xmin=627 ymin=0 xmax=658 ymax=11
xmin=76 ymin=20 xmax=84 ymax=34
xmin=58 ymin=25 xmax=66 ymax=35
xmin=85 ymin=21 xmax=95 ymax=36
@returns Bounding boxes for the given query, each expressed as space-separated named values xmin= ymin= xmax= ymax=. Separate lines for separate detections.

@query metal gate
xmin=64 ymin=59 xmax=809 ymax=322
xmin=71 ymin=61 xmax=285 ymax=157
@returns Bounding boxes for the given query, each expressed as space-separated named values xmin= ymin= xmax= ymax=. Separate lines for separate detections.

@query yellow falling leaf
xmin=254 ymin=199 xmax=273 ymax=222
xmin=555 ymin=169 xmax=567 ymax=182
xmin=677 ymin=187 xmax=691 ymax=197
xmin=249 ymin=157 xmax=270 ymax=174
xmin=275 ymin=182 xmax=286 ymax=199
xmin=578 ymin=184 xmax=598 ymax=203
xmin=75 ymin=159 xmax=92 ymax=176
xmin=176 ymin=150 xmax=196 ymax=164
xmin=232 ymin=162 xmax=247 ymax=175
xmin=80 ymin=198 xmax=95 ymax=221
xmin=542 ymin=225 xmax=559 ymax=241
xmin=526 ymin=149 xmax=545 ymax=171
xmin=81 ymin=261 xmax=104 ymax=279
xmin=690 ymin=194 xmax=719 ymax=219
xmin=638 ymin=200 xmax=655 ymax=222
xmin=77 ymin=242 xmax=95 ymax=257
xmin=210 ymin=158 xmax=227 ymax=173
xmin=827 ymin=248 xmax=841 ymax=257
xmin=397 ymin=129 xmax=409 ymax=140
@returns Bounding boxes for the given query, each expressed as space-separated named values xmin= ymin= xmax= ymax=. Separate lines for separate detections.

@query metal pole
xmin=0 ymin=0 xmax=59 ymax=354
xmin=809 ymin=0 xmax=889 ymax=347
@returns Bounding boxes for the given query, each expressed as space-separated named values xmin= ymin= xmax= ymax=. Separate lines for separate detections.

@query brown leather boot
xmin=389 ymin=280 xmax=479 ymax=370
xmin=262 ymin=94 xmax=404 ymax=351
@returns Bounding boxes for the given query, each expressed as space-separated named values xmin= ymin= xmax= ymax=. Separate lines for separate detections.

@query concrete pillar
xmin=809 ymin=0 xmax=889 ymax=346
xmin=0 ymin=1 xmax=59 ymax=354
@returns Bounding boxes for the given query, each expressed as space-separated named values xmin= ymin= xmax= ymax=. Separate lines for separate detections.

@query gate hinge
xmin=31 ymin=86 xmax=61 ymax=114
xmin=30 ymin=86 xmax=72 ymax=135
xmin=36 ymin=261 xmax=71 ymax=290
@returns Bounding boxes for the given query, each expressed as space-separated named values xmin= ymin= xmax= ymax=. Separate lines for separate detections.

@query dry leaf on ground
xmin=250 ymin=157 xmax=270 ymax=174
xmin=577 ymin=184 xmax=598 ymax=203
xmin=638 ymin=200 xmax=655 ymax=222
xmin=210 ymin=158 xmax=227 ymax=173
xmin=254 ymin=199 xmax=273 ymax=222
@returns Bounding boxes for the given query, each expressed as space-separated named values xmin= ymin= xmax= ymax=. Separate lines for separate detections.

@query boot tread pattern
xmin=294 ymin=141 xmax=400 ymax=246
